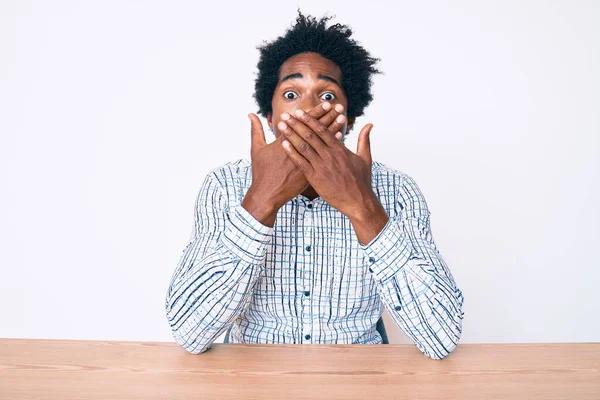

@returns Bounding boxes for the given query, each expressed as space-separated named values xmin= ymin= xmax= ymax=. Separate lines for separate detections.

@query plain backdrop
xmin=1 ymin=0 xmax=598 ymax=346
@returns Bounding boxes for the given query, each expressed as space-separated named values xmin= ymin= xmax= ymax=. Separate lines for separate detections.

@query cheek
xmin=271 ymin=105 xmax=295 ymax=136
xmin=271 ymin=116 xmax=287 ymax=138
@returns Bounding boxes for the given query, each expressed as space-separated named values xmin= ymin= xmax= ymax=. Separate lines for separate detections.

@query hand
xmin=242 ymin=103 xmax=347 ymax=225
xmin=278 ymin=109 xmax=380 ymax=219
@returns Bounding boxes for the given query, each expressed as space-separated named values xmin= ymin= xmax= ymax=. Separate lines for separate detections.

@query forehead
xmin=278 ymin=52 xmax=342 ymax=81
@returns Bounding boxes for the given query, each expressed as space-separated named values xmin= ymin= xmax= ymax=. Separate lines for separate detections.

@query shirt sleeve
xmin=360 ymin=173 xmax=465 ymax=360
xmin=165 ymin=170 xmax=273 ymax=354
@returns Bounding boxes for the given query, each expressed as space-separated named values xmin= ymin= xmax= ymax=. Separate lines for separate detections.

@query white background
xmin=1 ymin=0 xmax=598 ymax=345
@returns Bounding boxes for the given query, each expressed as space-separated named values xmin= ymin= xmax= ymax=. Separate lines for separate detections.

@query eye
xmin=283 ymin=90 xmax=298 ymax=100
xmin=320 ymin=92 xmax=336 ymax=101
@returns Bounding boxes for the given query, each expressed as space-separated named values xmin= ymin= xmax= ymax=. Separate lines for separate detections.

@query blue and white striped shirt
xmin=165 ymin=158 xmax=465 ymax=359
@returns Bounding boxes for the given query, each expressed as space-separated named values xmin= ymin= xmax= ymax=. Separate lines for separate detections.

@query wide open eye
xmin=320 ymin=92 xmax=336 ymax=101
xmin=283 ymin=90 xmax=299 ymax=100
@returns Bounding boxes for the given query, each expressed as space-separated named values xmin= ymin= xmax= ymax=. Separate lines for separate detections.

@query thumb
xmin=356 ymin=123 xmax=373 ymax=165
xmin=248 ymin=113 xmax=266 ymax=155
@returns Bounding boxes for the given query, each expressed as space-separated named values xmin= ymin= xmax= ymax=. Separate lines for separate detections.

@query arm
xmin=165 ymin=169 xmax=274 ymax=354
xmin=356 ymin=173 xmax=465 ymax=360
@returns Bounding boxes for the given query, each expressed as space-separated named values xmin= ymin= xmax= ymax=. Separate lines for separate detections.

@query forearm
xmin=241 ymin=186 xmax=281 ymax=228
xmin=165 ymin=205 xmax=273 ymax=354
xmin=348 ymin=195 xmax=389 ymax=245
xmin=166 ymin=249 xmax=265 ymax=354
xmin=360 ymin=215 xmax=464 ymax=360
xmin=376 ymin=243 xmax=465 ymax=360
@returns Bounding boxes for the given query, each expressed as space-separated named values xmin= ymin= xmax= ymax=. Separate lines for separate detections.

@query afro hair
xmin=253 ymin=9 xmax=382 ymax=123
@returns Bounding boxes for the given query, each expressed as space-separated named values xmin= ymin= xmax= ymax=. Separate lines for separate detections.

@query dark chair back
xmin=376 ymin=316 xmax=389 ymax=344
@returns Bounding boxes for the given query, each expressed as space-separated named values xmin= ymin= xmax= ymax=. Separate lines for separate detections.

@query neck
xmin=301 ymin=185 xmax=319 ymax=201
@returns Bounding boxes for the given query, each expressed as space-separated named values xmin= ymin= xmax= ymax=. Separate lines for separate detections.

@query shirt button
xmin=395 ymin=305 xmax=402 ymax=311
xmin=305 ymin=245 xmax=311 ymax=251
xmin=305 ymin=334 xmax=311 ymax=340
xmin=304 ymin=290 xmax=310 ymax=296
xmin=368 ymin=267 xmax=373 ymax=273
xmin=368 ymin=257 xmax=375 ymax=263
xmin=307 ymin=204 xmax=313 ymax=209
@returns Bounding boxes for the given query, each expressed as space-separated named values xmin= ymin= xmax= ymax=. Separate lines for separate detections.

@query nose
xmin=298 ymin=97 xmax=320 ymax=113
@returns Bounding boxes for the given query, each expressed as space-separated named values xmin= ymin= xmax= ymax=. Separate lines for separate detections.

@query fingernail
xmin=281 ymin=113 xmax=290 ymax=121
xmin=278 ymin=121 xmax=287 ymax=130
xmin=335 ymin=104 xmax=344 ymax=112
xmin=294 ymin=109 xmax=304 ymax=117
xmin=335 ymin=132 xmax=342 ymax=140
xmin=336 ymin=114 xmax=346 ymax=123
xmin=322 ymin=102 xmax=331 ymax=110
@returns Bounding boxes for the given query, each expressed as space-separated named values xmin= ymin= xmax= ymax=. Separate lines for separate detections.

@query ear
xmin=267 ymin=111 xmax=273 ymax=131
xmin=346 ymin=116 xmax=356 ymax=133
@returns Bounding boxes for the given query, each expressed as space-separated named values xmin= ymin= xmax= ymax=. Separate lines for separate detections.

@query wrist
xmin=242 ymin=186 xmax=280 ymax=227
xmin=348 ymin=192 xmax=386 ymax=222
xmin=349 ymin=196 xmax=389 ymax=246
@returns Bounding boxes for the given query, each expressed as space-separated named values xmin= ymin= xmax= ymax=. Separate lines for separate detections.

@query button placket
xmin=294 ymin=199 xmax=306 ymax=343
xmin=368 ymin=256 xmax=375 ymax=273
xmin=301 ymin=200 xmax=314 ymax=343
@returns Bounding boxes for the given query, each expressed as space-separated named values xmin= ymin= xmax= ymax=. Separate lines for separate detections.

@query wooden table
xmin=1 ymin=339 xmax=598 ymax=399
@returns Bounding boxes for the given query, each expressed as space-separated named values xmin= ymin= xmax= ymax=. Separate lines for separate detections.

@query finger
xmin=307 ymin=101 xmax=333 ymax=120
xmin=277 ymin=116 xmax=320 ymax=163
xmin=304 ymin=102 xmax=344 ymax=132
xmin=281 ymin=112 xmax=327 ymax=156
xmin=248 ymin=113 xmax=266 ymax=157
xmin=282 ymin=138 xmax=315 ymax=176
xmin=318 ymin=103 xmax=345 ymax=131
xmin=327 ymin=111 xmax=348 ymax=139
xmin=292 ymin=109 xmax=339 ymax=149
xmin=303 ymin=102 xmax=345 ymax=140
xmin=356 ymin=123 xmax=374 ymax=165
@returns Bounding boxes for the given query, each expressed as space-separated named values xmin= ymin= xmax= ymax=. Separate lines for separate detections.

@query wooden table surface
xmin=1 ymin=339 xmax=598 ymax=399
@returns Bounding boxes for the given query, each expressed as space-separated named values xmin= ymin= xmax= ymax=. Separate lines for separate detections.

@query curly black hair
xmin=253 ymin=9 xmax=382 ymax=123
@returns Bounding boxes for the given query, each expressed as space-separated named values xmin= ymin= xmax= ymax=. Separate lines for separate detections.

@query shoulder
xmin=207 ymin=158 xmax=251 ymax=176
xmin=371 ymin=160 xmax=413 ymax=188
xmin=371 ymin=160 xmax=428 ymax=212
xmin=204 ymin=158 xmax=251 ymax=184
xmin=197 ymin=159 xmax=252 ymax=205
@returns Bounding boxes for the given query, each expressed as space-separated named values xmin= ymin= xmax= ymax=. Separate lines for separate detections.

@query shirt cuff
xmin=360 ymin=216 xmax=414 ymax=283
xmin=222 ymin=204 xmax=274 ymax=264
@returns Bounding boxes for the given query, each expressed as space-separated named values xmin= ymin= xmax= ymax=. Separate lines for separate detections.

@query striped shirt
xmin=165 ymin=158 xmax=465 ymax=359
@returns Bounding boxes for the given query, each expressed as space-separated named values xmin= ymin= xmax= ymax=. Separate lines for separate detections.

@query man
xmin=165 ymin=10 xmax=465 ymax=360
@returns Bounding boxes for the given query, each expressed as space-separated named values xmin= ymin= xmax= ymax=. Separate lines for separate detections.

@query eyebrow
xmin=280 ymin=72 xmax=341 ymax=87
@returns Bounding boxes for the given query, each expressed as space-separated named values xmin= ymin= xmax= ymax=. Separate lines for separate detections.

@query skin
xmin=244 ymin=51 xmax=388 ymax=245
xmin=243 ymin=101 xmax=345 ymax=227
xmin=267 ymin=52 xmax=355 ymax=201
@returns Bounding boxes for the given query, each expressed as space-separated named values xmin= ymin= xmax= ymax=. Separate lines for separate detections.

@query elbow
xmin=427 ymin=339 xmax=460 ymax=360
xmin=428 ymin=289 xmax=464 ymax=360
xmin=165 ymin=296 xmax=212 ymax=355
xmin=418 ymin=335 xmax=461 ymax=360
xmin=434 ymin=312 xmax=464 ymax=360
xmin=169 ymin=321 xmax=212 ymax=355
xmin=176 ymin=335 xmax=212 ymax=355
xmin=420 ymin=312 xmax=464 ymax=360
